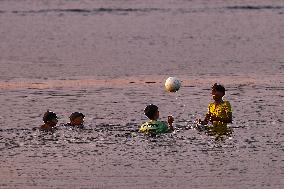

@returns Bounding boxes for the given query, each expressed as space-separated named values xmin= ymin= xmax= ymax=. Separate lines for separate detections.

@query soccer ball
xmin=165 ymin=77 xmax=181 ymax=92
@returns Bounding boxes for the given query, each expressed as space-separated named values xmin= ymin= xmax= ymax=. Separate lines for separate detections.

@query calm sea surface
xmin=0 ymin=0 xmax=283 ymax=188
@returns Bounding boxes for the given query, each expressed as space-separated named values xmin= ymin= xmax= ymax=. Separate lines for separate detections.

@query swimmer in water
xmin=139 ymin=104 xmax=174 ymax=135
xmin=64 ymin=112 xmax=85 ymax=129
xmin=197 ymin=83 xmax=233 ymax=138
xmin=40 ymin=111 xmax=58 ymax=131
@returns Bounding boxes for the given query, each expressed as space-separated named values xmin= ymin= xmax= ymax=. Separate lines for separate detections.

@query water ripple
xmin=226 ymin=5 xmax=284 ymax=10
xmin=9 ymin=8 xmax=164 ymax=15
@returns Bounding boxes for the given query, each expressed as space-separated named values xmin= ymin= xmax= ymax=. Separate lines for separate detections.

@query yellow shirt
xmin=207 ymin=100 xmax=232 ymax=127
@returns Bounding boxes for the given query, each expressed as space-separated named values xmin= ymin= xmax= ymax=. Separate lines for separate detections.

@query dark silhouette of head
xmin=43 ymin=111 xmax=58 ymax=123
xmin=144 ymin=104 xmax=159 ymax=120
xmin=212 ymin=83 xmax=225 ymax=95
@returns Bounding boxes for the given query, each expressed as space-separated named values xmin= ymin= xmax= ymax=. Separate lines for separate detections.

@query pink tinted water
xmin=0 ymin=0 xmax=283 ymax=188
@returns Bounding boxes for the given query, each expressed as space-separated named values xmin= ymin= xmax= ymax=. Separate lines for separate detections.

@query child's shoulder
xmin=40 ymin=124 xmax=48 ymax=130
xmin=139 ymin=120 xmax=168 ymax=134
xmin=40 ymin=124 xmax=55 ymax=131
xmin=141 ymin=120 xmax=166 ymax=127
xmin=208 ymin=101 xmax=215 ymax=107
xmin=223 ymin=100 xmax=231 ymax=106
xmin=141 ymin=119 xmax=158 ymax=125
xmin=208 ymin=100 xmax=231 ymax=108
xmin=222 ymin=100 xmax=232 ymax=112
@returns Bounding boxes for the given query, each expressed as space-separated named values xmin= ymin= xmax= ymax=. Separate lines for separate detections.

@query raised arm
xmin=167 ymin=115 xmax=174 ymax=131
xmin=198 ymin=113 xmax=211 ymax=125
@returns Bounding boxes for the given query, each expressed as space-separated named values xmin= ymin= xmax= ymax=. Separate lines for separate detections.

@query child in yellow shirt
xmin=198 ymin=83 xmax=232 ymax=130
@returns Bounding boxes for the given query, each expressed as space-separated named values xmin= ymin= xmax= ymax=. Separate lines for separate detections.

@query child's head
xmin=144 ymin=104 xmax=159 ymax=120
xmin=43 ymin=111 xmax=58 ymax=126
xmin=211 ymin=83 xmax=225 ymax=101
xmin=69 ymin=112 xmax=85 ymax=126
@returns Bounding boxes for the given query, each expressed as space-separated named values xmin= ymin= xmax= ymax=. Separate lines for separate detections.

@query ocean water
xmin=0 ymin=0 xmax=283 ymax=188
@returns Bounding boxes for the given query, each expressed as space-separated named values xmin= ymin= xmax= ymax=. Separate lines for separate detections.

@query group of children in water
xmin=40 ymin=111 xmax=85 ymax=131
xmin=40 ymin=83 xmax=233 ymax=136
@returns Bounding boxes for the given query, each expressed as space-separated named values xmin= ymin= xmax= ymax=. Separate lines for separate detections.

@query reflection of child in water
xmin=40 ymin=111 xmax=58 ymax=131
xmin=198 ymin=83 xmax=232 ymax=135
xmin=64 ymin=112 xmax=85 ymax=129
xmin=139 ymin=104 xmax=174 ymax=135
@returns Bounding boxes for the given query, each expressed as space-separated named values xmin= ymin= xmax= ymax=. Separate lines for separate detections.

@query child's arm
xmin=198 ymin=113 xmax=211 ymax=125
xmin=167 ymin=115 xmax=174 ymax=131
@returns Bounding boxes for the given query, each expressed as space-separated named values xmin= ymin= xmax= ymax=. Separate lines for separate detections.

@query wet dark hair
xmin=43 ymin=111 xmax=57 ymax=123
xmin=212 ymin=83 xmax=225 ymax=95
xmin=69 ymin=112 xmax=85 ymax=120
xmin=144 ymin=104 xmax=158 ymax=120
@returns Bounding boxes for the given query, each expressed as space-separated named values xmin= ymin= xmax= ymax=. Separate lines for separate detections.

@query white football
xmin=165 ymin=77 xmax=181 ymax=92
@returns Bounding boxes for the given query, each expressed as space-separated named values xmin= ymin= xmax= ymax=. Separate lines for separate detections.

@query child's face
xmin=71 ymin=116 xmax=84 ymax=126
xmin=48 ymin=118 xmax=58 ymax=127
xmin=211 ymin=89 xmax=224 ymax=101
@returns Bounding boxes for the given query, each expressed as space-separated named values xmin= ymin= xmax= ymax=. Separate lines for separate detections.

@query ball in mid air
xmin=165 ymin=77 xmax=181 ymax=92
